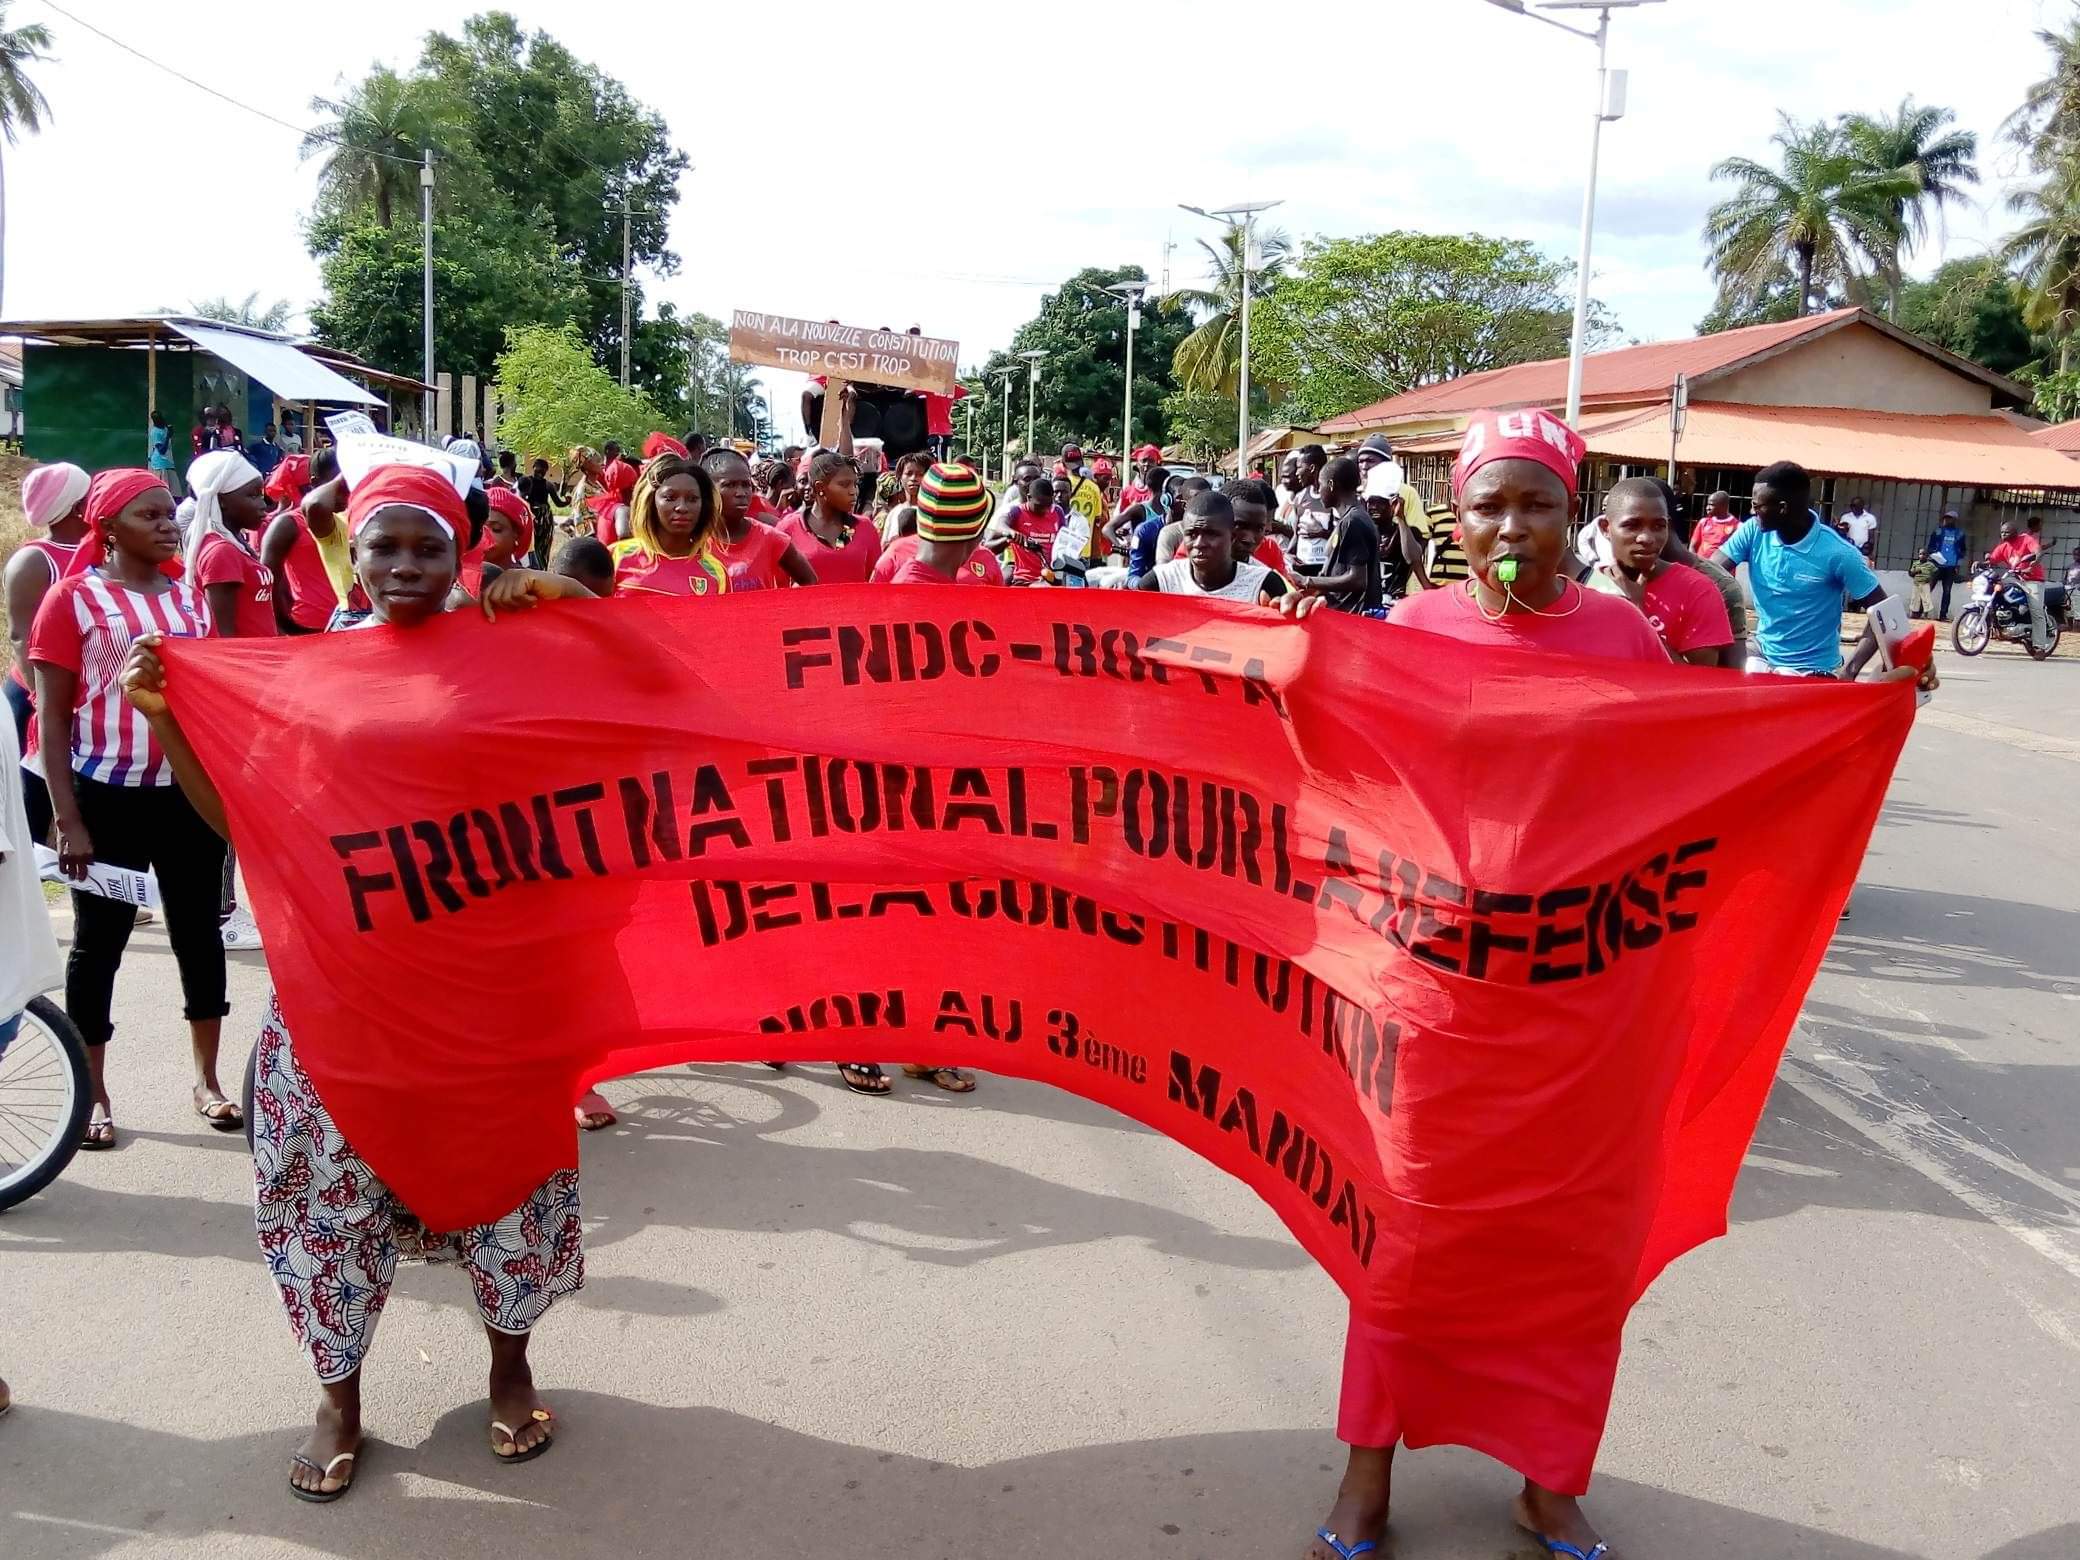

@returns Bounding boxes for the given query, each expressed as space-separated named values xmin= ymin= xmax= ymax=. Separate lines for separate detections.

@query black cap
xmin=1358 ymin=433 xmax=1394 ymax=458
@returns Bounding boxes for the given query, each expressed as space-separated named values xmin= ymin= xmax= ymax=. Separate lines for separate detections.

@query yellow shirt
xmin=311 ymin=521 xmax=355 ymax=607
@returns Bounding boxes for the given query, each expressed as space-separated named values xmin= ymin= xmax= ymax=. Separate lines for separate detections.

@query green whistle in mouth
xmin=1496 ymin=559 xmax=1519 ymax=585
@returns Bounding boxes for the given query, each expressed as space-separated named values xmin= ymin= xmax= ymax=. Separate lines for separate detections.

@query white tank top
xmin=1154 ymin=557 xmax=1270 ymax=602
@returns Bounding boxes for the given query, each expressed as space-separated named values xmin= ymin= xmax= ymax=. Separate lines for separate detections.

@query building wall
xmin=1710 ymin=327 xmax=1996 ymax=416
xmin=24 ymin=345 xmax=194 ymax=477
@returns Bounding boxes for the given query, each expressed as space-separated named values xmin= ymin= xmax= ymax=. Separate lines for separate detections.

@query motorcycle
xmin=1952 ymin=567 xmax=2071 ymax=660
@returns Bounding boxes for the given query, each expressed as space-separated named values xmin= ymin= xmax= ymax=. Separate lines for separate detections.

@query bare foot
xmin=1305 ymin=1445 xmax=1392 ymax=1558
xmin=574 ymin=1089 xmax=617 ymax=1131
xmin=488 ymin=1355 xmax=553 ymax=1460
xmin=288 ymin=1395 xmax=361 ymax=1499
xmin=1515 ymin=1483 xmax=1613 ymax=1558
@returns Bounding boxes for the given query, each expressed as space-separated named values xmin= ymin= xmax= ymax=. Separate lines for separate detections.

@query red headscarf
xmin=345 ymin=463 xmax=469 ymax=544
xmin=485 ymin=484 xmax=533 ymax=562
xmin=60 ymin=469 xmax=180 ymax=579
xmin=642 ymin=432 xmax=690 ymax=461
xmin=1450 ymin=408 xmax=1586 ymax=502
xmin=264 ymin=454 xmax=312 ymax=507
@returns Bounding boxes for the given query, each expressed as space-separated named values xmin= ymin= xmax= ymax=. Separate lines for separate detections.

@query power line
xmin=37 ymin=0 xmax=423 ymax=168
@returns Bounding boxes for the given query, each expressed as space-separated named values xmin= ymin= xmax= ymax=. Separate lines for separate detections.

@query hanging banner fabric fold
xmin=159 ymin=588 xmax=1910 ymax=1477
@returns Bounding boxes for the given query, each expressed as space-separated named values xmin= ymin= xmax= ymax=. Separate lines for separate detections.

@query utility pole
xmin=996 ymin=369 xmax=1016 ymax=485
xmin=1105 ymin=282 xmax=1147 ymax=475
xmin=1020 ymin=350 xmax=1046 ymax=462
xmin=421 ymin=150 xmax=435 ymax=435
xmin=619 ymin=207 xmax=634 ymax=389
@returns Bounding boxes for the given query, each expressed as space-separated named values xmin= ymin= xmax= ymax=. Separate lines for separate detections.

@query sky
xmin=3 ymin=0 xmax=2072 ymax=440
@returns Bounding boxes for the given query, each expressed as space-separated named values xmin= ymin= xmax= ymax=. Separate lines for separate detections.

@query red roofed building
xmin=1319 ymin=307 xmax=2079 ymax=574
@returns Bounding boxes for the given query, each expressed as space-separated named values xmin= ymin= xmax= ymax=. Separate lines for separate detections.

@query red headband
xmin=62 ymin=469 xmax=178 ymax=579
xmin=486 ymin=484 xmax=533 ymax=556
xmin=1450 ymin=408 xmax=1586 ymax=502
xmin=345 ymin=463 xmax=469 ymax=543
xmin=643 ymin=432 xmax=689 ymax=461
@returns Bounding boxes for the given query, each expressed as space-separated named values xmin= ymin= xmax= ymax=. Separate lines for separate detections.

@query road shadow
xmin=1819 ymin=885 xmax=2080 ymax=1000
xmin=1876 ymin=797 xmax=1994 ymax=834
xmin=0 ymin=1396 xmax=1940 ymax=1560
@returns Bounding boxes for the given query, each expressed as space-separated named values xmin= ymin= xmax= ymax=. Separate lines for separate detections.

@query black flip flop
xmin=490 ymin=1410 xmax=555 ymax=1464
xmin=836 ymin=1063 xmax=890 ymax=1096
xmin=288 ymin=1449 xmax=357 ymax=1503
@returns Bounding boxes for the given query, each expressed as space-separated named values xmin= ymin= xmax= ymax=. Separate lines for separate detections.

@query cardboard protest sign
xmin=161 ymin=589 xmax=1909 ymax=1489
xmin=728 ymin=312 xmax=960 ymax=397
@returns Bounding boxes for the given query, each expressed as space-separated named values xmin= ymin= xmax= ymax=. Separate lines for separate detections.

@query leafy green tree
xmin=1896 ymin=258 xmax=2035 ymax=376
xmin=309 ymin=206 xmax=586 ymax=382
xmin=964 ymin=266 xmax=1190 ymax=457
xmin=1841 ymin=98 xmax=1979 ymax=317
xmin=1704 ymin=116 xmax=1914 ymax=318
xmin=188 ymin=293 xmax=297 ymax=332
xmin=2021 ymin=363 xmax=2080 ymax=421
xmin=1160 ymin=389 xmax=1240 ymax=469
xmin=1695 ymin=264 xmax=1833 ymax=333
xmin=492 ymin=324 xmax=663 ymax=459
xmin=1251 ymin=233 xmax=1611 ymax=421
xmin=1171 ymin=223 xmax=1292 ymax=399
xmin=0 ymin=2 xmax=54 ymax=318
xmin=2003 ymin=155 xmax=2080 ymax=370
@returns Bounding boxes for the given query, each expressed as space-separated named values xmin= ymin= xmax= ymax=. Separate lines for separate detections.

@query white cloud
xmin=1 ymin=0 xmax=2061 ymax=439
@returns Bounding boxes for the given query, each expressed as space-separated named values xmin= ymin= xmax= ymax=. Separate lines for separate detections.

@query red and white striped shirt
xmin=26 ymin=571 xmax=211 ymax=787
xmin=6 ymin=537 xmax=79 ymax=690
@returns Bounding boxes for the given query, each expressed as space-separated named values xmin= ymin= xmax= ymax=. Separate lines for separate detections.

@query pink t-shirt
xmin=712 ymin=521 xmax=795 ymax=591
xmin=1389 ymin=579 xmax=1666 ymax=663
xmin=1633 ymin=563 xmax=1733 ymax=655
xmin=775 ymin=509 xmax=882 ymax=585
xmin=870 ymin=534 xmax=1005 ymax=586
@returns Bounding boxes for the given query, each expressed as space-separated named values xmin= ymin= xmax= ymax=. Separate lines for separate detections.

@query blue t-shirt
xmin=147 ymin=425 xmax=173 ymax=470
xmin=1131 ymin=508 xmax=1166 ymax=580
xmin=1928 ymin=524 xmax=1966 ymax=569
xmin=1718 ymin=517 xmax=1881 ymax=672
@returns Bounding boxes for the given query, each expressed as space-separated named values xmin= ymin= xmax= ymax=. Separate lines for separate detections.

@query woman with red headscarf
xmin=117 ymin=464 xmax=586 ymax=1502
xmin=25 ymin=470 xmax=231 ymax=1149
xmin=261 ymin=450 xmax=358 ymax=634
xmin=1290 ymin=410 xmax=1663 ymax=1560
xmin=475 ymin=485 xmax=534 ymax=592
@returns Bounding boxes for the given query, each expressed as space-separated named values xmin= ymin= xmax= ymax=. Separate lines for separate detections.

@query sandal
xmin=195 ymin=1091 xmax=244 ymax=1132
xmin=1521 ymin=1530 xmax=1606 ymax=1560
xmin=903 ymin=1065 xmax=977 ymax=1093
xmin=1312 ymin=1530 xmax=1377 ymax=1559
xmin=490 ymin=1408 xmax=555 ymax=1464
xmin=836 ymin=1062 xmax=890 ymax=1095
xmin=288 ymin=1449 xmax=358 ymax=1504
xmin=81 ymin=1108 xmax=116 ymax=1151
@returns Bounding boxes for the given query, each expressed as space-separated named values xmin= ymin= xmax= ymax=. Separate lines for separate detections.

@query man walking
xmin=1925 ymin=509 xmax=1968 ymax=620
xmin=1708 ymin=461 xmax=1889 ymax=677
xmin=1835 ymin=495 xmax=1879 ymax=560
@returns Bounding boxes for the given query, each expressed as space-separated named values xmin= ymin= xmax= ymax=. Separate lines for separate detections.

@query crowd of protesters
xmin=0 ymin=394 xmax=1939 ymax=1548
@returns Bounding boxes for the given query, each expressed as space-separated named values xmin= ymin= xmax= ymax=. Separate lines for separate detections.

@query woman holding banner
xmin=117 ymin=465 xmax=586 ymax=1502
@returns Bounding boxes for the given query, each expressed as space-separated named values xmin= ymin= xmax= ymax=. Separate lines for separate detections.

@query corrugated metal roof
xmin=2031 ymin=419 xmax=2080 ymax=454
xmin=1316 ymin=308 xmax=2029 ymax=432
xmin=1596 ymin=402 xmax=2080 ymax=488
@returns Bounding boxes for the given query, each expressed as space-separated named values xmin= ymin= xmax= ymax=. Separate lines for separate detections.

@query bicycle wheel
xmin=0 ymin=995 xmax=92 ymax=1211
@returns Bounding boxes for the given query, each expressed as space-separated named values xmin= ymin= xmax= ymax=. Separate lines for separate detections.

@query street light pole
xmin=619 ymin=207 xmax=634 ymax=389
xmin=996 ymin=370 xmax=1016 ymax=485
xmin=1181 ymin=199 xmax=1282 ymax=477
xmin=421 ymin=149 xmax=435 ymax=436
xmin=1483 ymin=0 xmax=1661 ymax=426
xmin=1020 ymin=350 xmax=1047 ymax=461
xmin=1105 ymin=281 xmax=1147 ymax=480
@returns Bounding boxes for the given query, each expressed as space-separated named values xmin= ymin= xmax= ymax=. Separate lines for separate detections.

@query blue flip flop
xmin=1313 ymin=1528 xmax=1378 ymax=1558
xmin=1525 ymin=1535 xmax=1607 ymax=1560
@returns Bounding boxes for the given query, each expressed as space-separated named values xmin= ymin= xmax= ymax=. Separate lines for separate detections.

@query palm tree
xmin=1704 ymin=116 xmax=1915 ymax=320
xmin=302 ymin=67 xmax=442 ymax=228
xmin=2004 ymin=14 xmax=2080 ymax=167
xmin=188 ymin=293 xmax=297 ymax=332
xmin=2004 ymin=156 xmax=2080 ymax=370
xmin=0 ymin=4 xmax=54 ymax=319
xmin=1842 ymin=98 xmax=1979 ymax=318
xmin=1170 ymin=221 xmax=1291 ymax=399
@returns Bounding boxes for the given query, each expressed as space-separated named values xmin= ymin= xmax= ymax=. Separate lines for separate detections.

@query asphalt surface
xmin=1 ymin=650 xmax=2076 ymax=1560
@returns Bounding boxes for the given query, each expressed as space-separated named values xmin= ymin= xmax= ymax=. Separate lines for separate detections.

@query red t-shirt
xmin=1390 ymin=579 xmax=1667 ymax=663
xmin=191 ymin=532 xmax=279 ymax=638
xmin=712 ymin=521 xmax=795 ymax=591
xmin=1633 ymin=563 xmax=1733 ymax=654
xmin=871 ymin=534 xmax=1004 ymax=585
xmin=611 ymin=545 xmax=728 ymax=598
xmin=1989 ymin=535 xmax=2046 ymax=582
xmin=277 ymin=517 xmax=346 ymax=631
xmin=1690 ymin=514 xmax=1740 ymax=558
xmin=890 ymin=555 xmax=986 ymax=585
xmin=775 ymin=510 xmax=882 ymax=585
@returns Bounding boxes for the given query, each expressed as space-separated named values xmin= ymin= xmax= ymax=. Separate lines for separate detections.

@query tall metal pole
xmin=620 ymin=209 xmax=634 ymax=389
xmin=1237 ymin=217 xmax=1254 ymax=478
xmin=421 ymin=150 xmax=435 ymax=436
xmin=1122 ymin=297 xmax=1138 ymax=475
xmin=1026 ymin=361 xmax=1038 ymax=458
xmin=1564 ymin=10 xmax=1611 ymax=428
xmin=998 ymin=373 xmax=1014 ymax=485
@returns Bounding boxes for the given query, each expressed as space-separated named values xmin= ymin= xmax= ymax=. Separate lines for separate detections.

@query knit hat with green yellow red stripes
xmin=915 ymin=462 xmax=992 ymax=542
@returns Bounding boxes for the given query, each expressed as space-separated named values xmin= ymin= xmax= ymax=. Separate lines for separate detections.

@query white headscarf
xmin=183 ymin=449 xmax=262 ymax=558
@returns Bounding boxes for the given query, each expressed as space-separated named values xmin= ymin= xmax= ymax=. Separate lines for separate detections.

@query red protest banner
xmin=160 ymin=589 xmax=1909 ymax=1487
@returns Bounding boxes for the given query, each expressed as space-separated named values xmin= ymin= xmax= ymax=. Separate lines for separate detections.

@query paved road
xmin=3 ymin=653 xmax=2077 ymax=1560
